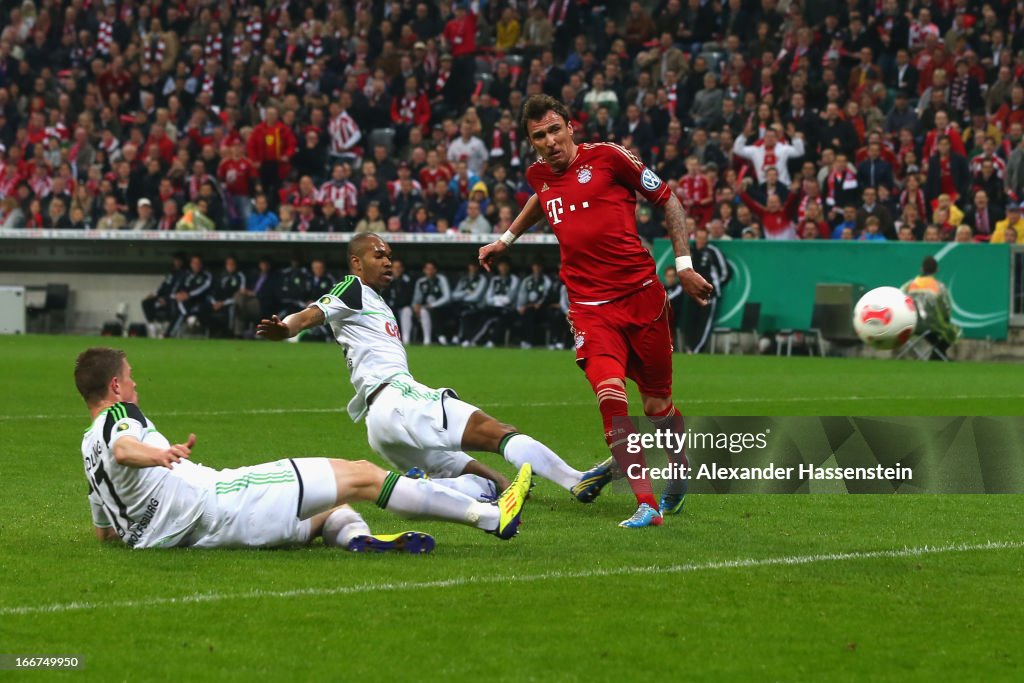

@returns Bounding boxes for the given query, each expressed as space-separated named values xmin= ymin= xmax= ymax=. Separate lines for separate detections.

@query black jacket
xmin=691 ymin=241 xmax=732 ymax=298
xmin=925 ymin=153 xmax=970 ymax=204
xmin=156 ymin=268 xmax=187 ymax=300
xmin=211 ymin=270 xmax=246 ymax=303
xmin=384 ymin=272 xmax=415 ymax=310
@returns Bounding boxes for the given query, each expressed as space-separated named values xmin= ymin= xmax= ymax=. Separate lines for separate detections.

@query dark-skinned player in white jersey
xmin=257 ymin=233 xmax=614 ymax=507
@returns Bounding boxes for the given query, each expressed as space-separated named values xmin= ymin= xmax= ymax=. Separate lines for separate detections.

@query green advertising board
xmin=653 ymin=240 xmax=1010 ymax=340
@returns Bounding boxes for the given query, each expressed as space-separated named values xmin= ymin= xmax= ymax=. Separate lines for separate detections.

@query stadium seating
xmin=710 ymin=302 xmax=760 ymax=355
xmin=26 ymin=284 xmax=69 ymax=334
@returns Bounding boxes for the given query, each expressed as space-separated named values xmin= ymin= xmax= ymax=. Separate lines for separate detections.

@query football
xmin=853 ymin=286 xmax=919 ymax=350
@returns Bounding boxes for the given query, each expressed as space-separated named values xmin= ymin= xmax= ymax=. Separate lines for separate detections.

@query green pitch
xmin=1 ymin=335 xmax=1022 ymax=681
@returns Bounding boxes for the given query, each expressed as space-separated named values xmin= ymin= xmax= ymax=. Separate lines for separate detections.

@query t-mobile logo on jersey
xmin=545 ymin=197 xmax=590 ymax=225
xmin=546 ymin=197 xmax=565 ymax=224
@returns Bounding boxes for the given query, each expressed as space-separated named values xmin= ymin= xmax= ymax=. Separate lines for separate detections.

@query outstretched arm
xmin=112 ymin=434 xmax=195 ymax=469
xmin=664 ymin=193 xmax=714 ymax=306
xmin=257 ymin=306 xmax=326 ymax=340
xmin=478 ymin=193 xmax=545 ymax=271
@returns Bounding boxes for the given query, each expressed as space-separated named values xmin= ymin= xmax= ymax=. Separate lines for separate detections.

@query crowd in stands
xmin=3 ymin=0 xmax=1024 ymax=244
xmin=141 ymin=252 xmax=577 ymax=348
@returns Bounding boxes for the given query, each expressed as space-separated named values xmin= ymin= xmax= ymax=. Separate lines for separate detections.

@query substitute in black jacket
xmin=277 ymin=256 xmax=312 ymax=318
xmin=384 ymin=259 xmax=416 ymax=344
xmin=466 ymin=261 xmax=519 ymax=348
xmin=412 ymin=261 xmax=452 ymax=345
xmin=303 ymin=258 xmax=338 ymax=342
xmin=663 ymin=266 xmax=686 ymax=348
xmin=516 ymin=262 xmax=552 ymax=349
xmin=205 ymin=255 xmax=247 ymax=337
xmin=685 ymin=226 xmax=732 ymax=354
xmin=169 ymin=254 xmax=214 ymax=337
xmin=451 ymin=262 xmax=489 ymax=345
xmin=142 ymin=252 xmax=187 ymax=338
xmin=233 ymin=257 xmax=281 ymax=338
xmin=308 ymin=258 xmax=337 ymax=297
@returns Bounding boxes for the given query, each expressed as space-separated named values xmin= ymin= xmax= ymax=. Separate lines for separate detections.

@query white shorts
xmin=188 ymin=458 xmax=337 ymax=549
xmin=364 ymin=377 xmax=478 ymax=478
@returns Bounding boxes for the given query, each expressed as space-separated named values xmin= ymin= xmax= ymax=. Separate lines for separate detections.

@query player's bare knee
xmin=463 ymin=410 xmax=516 ymax=452
xmin=331 ymin=458 xmax=385 ymax=500
xmin=642 ymin=396 xmax=673 ymax=416
xmin=351 ymin=459 xmax=385 ymax=487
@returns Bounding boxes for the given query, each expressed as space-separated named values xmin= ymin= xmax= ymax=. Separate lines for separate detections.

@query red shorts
xmin=569 ymin=283 xmax=674 ymax=398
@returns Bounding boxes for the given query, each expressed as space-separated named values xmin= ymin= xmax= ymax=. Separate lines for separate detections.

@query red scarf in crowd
xmin=188 ymin=173 xmax=210 ymax=201
xmin=825 ymin=168 xmax=857 ymax=205
xmin=798 ymin=195 xmax=822 ymax=222
xmin=434 ymin=69 xmax=450 ymax=94
xmin=491 ymin=128 xmax=520 ymax=167
xmin=549 ymin=0 xmax=570 ymax=26
xmin=398 ymin=95 xmax=419 ymax=123
xmin=900 ymin=188 xmax=926 ymax=218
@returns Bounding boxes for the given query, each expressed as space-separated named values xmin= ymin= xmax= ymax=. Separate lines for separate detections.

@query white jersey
xmin=313 ymin=275 xmax=412 ymax=422
xmin=81 ymin=402 xmax=216 ymax=548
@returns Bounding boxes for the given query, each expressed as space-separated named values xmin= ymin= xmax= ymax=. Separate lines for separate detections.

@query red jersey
xmin=526 ymin=142 xmax=671 ymax=303
xmin=218 ymin=157 xmax=257 ymax=195
xmin=922 ymin=126 xmax=966 ymax=161
xmin=443 ymin=11 xmax=477 ymax=57
xmin=391 ymin=93 xmax=431 ymax=133
xmin=419 ymin=165 xmax=453 ymax=188
xmin=248 ymin=121 xmax=297 ymax=163
xmin=143 ymin=134 xmax=176 ymax=165
xmin=677 ymin=174 xmax=712 ymax=227
xmin=320 ymin=179 xmax=359 ymax=216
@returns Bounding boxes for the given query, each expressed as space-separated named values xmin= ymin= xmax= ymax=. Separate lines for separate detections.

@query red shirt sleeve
xmin=739 ymin=191 xmax=766 ymax=219
xmin=603 ymin=143 xmax=672 ymax=207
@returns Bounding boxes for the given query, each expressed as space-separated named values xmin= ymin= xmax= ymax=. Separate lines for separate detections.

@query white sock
xmin=380 ymin=474 xmax=498 ymax=531
xmin=430 ymin=474 xmax=497 ymax=501
xmin=419 ymin=308 xmax=432 ymax=344
xmin=400 ymin=307 xmax=414 ymax=345
xmin=322 ymin=507 xmax=370 ymax=548
xmin=501 ymin=434 xmax=582 ymax=491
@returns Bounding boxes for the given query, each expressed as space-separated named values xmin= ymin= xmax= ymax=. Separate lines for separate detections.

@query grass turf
xmin=0 ymin=335 xmax=1022 ymax=682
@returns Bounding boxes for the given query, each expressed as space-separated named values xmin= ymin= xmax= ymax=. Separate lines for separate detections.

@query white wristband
xmin=675 ymin=255 xmax=694 ymax=272
xmin=499 ymin=230 xmax=518 ymax=247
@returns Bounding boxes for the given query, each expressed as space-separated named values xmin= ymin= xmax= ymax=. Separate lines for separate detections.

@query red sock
xmin=597 ymin=384 xmax=657 ymax=509
xmin=648 ymin=404 xmax=688 ymax=496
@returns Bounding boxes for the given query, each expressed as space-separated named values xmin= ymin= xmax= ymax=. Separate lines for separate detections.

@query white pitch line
xmin=3 ymin=394 xmax=1023 ymax=421
xmin=1 ymin=540 xmax=1020 ymax=617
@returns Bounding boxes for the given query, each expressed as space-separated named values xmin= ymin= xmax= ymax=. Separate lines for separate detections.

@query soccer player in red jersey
xmin=678 ymin=155 xmax=714 ymax=228
xmin=479 ymin=95 xmax=713 ymax=528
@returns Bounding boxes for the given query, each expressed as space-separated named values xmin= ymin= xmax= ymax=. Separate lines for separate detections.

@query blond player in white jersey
xmin=257 ymin=233 xmax=613 ymax=504
xmin=75 ymin=347 xmax=532 ymax=551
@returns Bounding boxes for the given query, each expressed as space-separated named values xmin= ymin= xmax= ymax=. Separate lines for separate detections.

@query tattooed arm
xmin=663 ymin=193 xmax=714 ymax=306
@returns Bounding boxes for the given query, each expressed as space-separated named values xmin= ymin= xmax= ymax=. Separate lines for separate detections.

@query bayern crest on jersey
xmin=641 ymin=167 xmax=663 ymax=191
xmin=577 ymin=165 xmax=593 ymax=184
